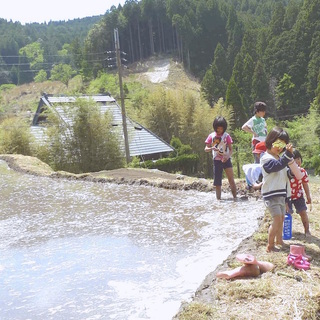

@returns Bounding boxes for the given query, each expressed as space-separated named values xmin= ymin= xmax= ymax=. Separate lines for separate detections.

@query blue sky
xmin=2 ymin=0 xmax=126 ymax=24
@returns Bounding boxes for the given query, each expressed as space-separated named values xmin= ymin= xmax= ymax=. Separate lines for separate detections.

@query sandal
xmin=288 ymin=254 xmax=310 ymax=270
xmin=287 ymin=253 xmax=309 ymax=264
xmin=290 ymin=245 xmax=312 ymax=261
xmin=294 ymin=255 xmax=310 ymax=270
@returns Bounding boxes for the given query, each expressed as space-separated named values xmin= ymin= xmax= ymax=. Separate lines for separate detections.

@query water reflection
xmin=0 ymin=161 xmax=264 ymax=319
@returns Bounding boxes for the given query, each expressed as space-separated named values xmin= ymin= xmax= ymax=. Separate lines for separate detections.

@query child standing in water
xmin=260 ymin=127 xmax=303 ymax=252
xmin=289 ymin=149 xmax=312 ymax=237
xmin=205 ymin=116 xmax=237 ymax=200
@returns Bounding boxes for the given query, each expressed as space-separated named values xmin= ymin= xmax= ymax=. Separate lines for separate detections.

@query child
xmin=242 ymin=102 xmax=267 ymax=163
xmin=288 ymin=149 xmax=312 ymax=237
xmin=242 ymin=141 xmax=267 ymax=191
xmin=205 ymin=116 xmax=237 ymax=200
xmin=252 ymin=141 xmax=266 ymax=164
xmin=242 ymin=163 xmax=263 ymax=191
xmin=260 ymin=127 xmax=303 ymax=252
xmin=216 ymin=253 xmax=274 ymax=279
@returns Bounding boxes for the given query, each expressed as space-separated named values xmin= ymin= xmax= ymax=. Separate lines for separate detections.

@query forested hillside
xmin=1 ymin=0 xmax=320 ymax=121
xmin=1 ymin=0 xmax=320 ymax=175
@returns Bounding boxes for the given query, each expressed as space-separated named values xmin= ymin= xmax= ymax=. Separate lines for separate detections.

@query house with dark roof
xmin=31 ymin=93 xmax=175 ymax=160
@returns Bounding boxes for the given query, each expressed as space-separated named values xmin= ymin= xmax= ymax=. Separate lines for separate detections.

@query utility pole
xmin=114 ymin=28 xmax=130 ymax=164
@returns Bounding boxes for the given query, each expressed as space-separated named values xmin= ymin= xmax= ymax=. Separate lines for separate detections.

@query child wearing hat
xmin=253 ymin=141 xmax=267 ymax=163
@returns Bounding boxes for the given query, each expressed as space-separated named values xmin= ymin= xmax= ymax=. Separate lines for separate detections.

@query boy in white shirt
xmin=242 ymin=101 xmax=267 ymax=163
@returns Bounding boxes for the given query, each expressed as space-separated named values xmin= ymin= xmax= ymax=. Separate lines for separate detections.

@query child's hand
xmin=306 ymin=197 xmax=311 ymax=204
xmin=221 ymin=155 xmax=229 ymax=163
xmin=286 ymin=143 xmax=293 ymax=154
xmin=285 ymin=202 xmax=289 ymax=213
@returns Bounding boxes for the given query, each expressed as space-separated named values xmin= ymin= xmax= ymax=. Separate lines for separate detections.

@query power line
xmin=0 ymin=51 xmax=107 ymax=59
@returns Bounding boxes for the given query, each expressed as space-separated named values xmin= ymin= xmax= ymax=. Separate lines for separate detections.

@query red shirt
xmin=290 ymin=167 xmax=308 ymax=200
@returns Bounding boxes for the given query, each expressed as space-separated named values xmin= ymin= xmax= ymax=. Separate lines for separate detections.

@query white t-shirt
xmin=243 ymin=115 xmax=267 ymax=142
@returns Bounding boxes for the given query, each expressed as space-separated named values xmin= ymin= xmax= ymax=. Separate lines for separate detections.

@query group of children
xmin=205 ymin=102 xmax=312 ymax=253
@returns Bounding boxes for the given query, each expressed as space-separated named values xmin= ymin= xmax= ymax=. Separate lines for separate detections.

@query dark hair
xmin=293 ymin=149 xmax=302 ymax=161
xmin=253 ymin=101 xmax=267 ymax=114
xmin=213 ymin=116 xmax=227 ymax=133
xmin=265 ymin=127 xmax=289 ymax=149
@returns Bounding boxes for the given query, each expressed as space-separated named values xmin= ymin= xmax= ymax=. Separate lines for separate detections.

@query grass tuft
xmin=177 ymin=302 xmax=216 ymax=320
xmin=216 ymin=278 xmax=275 ymax=300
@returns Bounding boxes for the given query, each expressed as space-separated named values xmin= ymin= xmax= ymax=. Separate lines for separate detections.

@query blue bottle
xmin=283 ymin=213 xmax=292 ymax=240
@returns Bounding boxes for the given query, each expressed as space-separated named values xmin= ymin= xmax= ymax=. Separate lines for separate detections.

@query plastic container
xmin=283 ymin=213 xmax=292 ymax=240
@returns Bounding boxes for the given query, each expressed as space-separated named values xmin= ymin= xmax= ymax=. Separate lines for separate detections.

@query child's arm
xmin=262 ymin=150 xmax=293 ymax=173
xmin=303 ymin=182 xmax=312 ymax=204
xmin=287 ymin=162 xmax=304 ymax=180
xmin=242 ymin=124 xmax=257 ymax=137
xmin=204 ymin=143 xmax=213 ymax=153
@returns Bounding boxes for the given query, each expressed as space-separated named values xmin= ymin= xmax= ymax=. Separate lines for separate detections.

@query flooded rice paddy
xmin=0 ymin=160 xmax=264 ymax=319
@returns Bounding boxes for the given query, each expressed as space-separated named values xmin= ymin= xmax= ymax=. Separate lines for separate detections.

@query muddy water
xmin=0 ymin=160 xmax=264 ymax=320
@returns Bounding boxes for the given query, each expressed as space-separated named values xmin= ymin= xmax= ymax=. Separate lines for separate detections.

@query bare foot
xmin=266 ymin=245 xmax=280 ymax=253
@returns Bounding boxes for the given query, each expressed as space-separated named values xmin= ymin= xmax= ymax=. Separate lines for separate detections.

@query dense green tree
xmin=241 ymin=53 xmax=255 ymax=110
xmin=268 ymin=2 xmax=285 ymax=38
xmin=201 ymin=43 xmax=229 ymax=106
xmin=225 ymin=76 xmax=246 ymax=129
xmin=283 ymin=0 xmax=302 ymax=30
xmin=275 ymin=73 xmax=295 ymax=118
xmin=18 ymin=41 xmax=44 ymax=84
xmin=306 ymin=31 xmax=320 ymax=98
xmin=251 ymin=60 xmax=270 ymax=107
xmin=50 ymin=64 xmax=75 ymax=87
xmin=34 ymin=69 xmax=47 ymax=83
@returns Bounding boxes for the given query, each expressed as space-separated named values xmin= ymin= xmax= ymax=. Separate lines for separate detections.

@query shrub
xmin=0 ymin=117 xmax=33 ymax=155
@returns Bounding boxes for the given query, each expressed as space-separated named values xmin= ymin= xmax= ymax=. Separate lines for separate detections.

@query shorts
xmin=289 ymin=197 xmax=307 ymax=214
xmin=264 ymin=196 xmax=286 ymax=217
xmin=252 ymin=139 xmax=260 ymax=149
xmin=213 ymin=158 xmax=232 ymax=186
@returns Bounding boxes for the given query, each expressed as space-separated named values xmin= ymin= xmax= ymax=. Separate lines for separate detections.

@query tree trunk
xmin=148 ymin=18 xmax=155 ymax=55
xmin=187 ymin=49 xmax=190 ymax=71
xmin=180 ymin=37 xmax=183 ymax=63
xmin=176 ymin=28 xmax=181 ymax=61
xmin=157 ymin=16 xmax=162 ymax=53
xmin=137 ymin=20 xmax=142 ymax=61
xmin=172 ymin=26 xmax=176 ymax=53
xmin=129 ymin=24 xmax=134 ymax=62
xmin=161 ymin=21 xmax=165 ymax=53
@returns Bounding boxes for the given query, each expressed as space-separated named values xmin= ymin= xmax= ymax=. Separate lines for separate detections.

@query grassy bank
xmin=175 ymin=178 xmax=320 ymax=320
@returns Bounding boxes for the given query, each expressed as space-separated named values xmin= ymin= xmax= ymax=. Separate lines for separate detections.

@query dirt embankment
xmin=0 ymin=154 xmax=252 ymax=196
